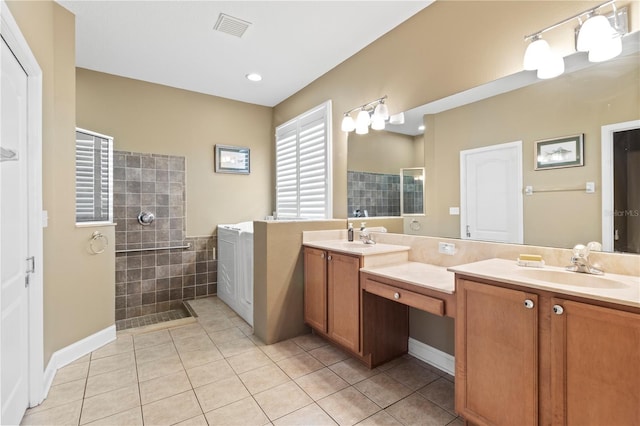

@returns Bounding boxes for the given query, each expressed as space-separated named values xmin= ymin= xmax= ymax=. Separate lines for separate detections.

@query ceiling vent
xmin=213 ymin=13 xmax=251 ymax=38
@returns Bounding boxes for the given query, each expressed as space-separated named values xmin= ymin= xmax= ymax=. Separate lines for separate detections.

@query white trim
xmin=408 ymin=337 xmax=455 ymax=377
xmin=42 ymin=326 xmax=116 ymax=398
xmin=601 ymin=120 xmax=640 ymax=252
xmin=460 ymin=140 xmax=523 ymax=244
xmin=1 ymin=0 xmax=45 ymax=407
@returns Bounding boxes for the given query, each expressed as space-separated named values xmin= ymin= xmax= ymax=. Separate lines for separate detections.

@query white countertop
xmin=448 ymin=258 xmax=640 ymax=309
xmin=303 ymin=240 xmax=410 ymax=256
xmin=360 ymin=262 xmax=455 ymax=294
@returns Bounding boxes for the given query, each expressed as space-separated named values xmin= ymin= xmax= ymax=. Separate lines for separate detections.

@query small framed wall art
xmin=534 ymin=134 xmax=584 ymax=170
xmin=215 ymin=144 xmax=250 ymax=174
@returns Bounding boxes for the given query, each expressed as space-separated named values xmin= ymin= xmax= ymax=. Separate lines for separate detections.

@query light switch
xmin=586 ymin=182 xmax=595 ymax=193
xmin=449 ymin=207 xmax=460 ymax=215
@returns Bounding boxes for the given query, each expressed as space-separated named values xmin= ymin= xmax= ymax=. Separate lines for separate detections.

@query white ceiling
xmin=57 ymin=0 xmax=432 ymax=107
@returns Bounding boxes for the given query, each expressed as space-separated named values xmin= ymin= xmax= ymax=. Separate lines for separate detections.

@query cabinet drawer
xmin=363 ymin=278 xmax=444 ymax=316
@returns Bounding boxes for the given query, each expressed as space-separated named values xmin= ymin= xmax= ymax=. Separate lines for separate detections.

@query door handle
xmin=26 ymin=256 xmax=35 ymax=274
xmin=466 ymin=225 xmax=471 ymax=238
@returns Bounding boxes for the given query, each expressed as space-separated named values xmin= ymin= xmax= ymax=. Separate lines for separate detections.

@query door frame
xmin=460 ymin=140 xmax=523 ymax=244
xmin=1 ymin=0 xmax=45 ymax=406
xmin=601 ymin=119 xmax=640 ymax=252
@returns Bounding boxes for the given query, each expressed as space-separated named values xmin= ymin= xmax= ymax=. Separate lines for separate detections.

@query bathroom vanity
xmin=302 ymin=239 xmax=455 ymax=368
xmin=302 ymin=232 xmax=640 ymax=425
xmin=449 ymin=259 xmax=640 ymax=426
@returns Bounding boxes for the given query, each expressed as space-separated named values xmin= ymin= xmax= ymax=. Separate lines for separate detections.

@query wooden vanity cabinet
xmin=303 ymin=247 xmax=362 ymax=354
xmin=550 ymin=298 xmax=640 ymax=425
xmin=303 ymin=247 xmax=328 ymax=333
xmin=456 ymin=276 xmax=640 ymax=426
xmin=327 ymin=251 xmax=361 ymax=353
xmin=455 ymin=278 xmax=538 ymax=426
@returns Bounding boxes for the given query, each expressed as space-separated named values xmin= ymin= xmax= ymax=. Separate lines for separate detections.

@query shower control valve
xmin=137 ymin=211 xmax=155 ymax=226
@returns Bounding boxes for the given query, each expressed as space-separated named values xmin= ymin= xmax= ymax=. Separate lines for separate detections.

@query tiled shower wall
xmin=347 ymin=171 xmax=401 ymax=217
xmin=113 ymin=151 xmax=217 ymax=321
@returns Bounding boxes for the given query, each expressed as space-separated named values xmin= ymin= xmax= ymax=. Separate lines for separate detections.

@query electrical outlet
xmin=438 ymin=242 xmax=456 ymax=255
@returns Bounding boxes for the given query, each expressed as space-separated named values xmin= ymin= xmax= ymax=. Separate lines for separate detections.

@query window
xmin=75 ymin=128 xmax=113 ymax=224
xmin=275 ymin=101 xmax=332 ymax=219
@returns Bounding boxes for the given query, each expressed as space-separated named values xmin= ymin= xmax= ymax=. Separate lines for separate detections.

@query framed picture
xmin=215 ymin=144 xmax=250 ymax=174
xmin=534 ymin=134 xmax=584 ymax=170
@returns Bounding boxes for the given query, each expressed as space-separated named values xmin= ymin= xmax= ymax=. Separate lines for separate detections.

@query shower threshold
xmin=115 ymin=303 xmax=193 ymax=331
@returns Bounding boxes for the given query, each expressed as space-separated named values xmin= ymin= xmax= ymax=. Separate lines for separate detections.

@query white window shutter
xmin=275 ymin=101 xmax=332 ymax=219
xmin=75 ymin=129 xmax=113 ymax=224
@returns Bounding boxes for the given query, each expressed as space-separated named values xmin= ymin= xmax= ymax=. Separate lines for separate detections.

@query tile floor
xmin=21 ymin=297 xmax=462 ymax=426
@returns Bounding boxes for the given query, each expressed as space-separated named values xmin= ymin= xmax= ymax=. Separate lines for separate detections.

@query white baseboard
xmin=42 ymin=325 xmax=116 ymax=399
xmin=408 ymin=337 xmax=455 ymax=377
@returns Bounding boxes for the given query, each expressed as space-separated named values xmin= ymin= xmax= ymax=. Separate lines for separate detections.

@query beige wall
xmin=347 ymin=131 xmax=418 ymax=174
xmin=415 ymin=55 xmax=639 ymax=248
xmin=7 ymin=0 xmax=114 ymax=365
xmin=76 ymin=69 xmax=274 ymax=237
xmin=274 ymin=1 xmax=639 ymax=220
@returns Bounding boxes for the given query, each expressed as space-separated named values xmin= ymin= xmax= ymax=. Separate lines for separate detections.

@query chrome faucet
xmin=359 ymin=222 xmax=376 ymax=245
xmin=566 ymin=244 xmax=604 ymax=275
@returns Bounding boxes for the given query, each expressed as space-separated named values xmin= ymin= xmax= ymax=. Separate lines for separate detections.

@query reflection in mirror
xmin=401 ymin=168 xmax=425 ymax=215
xmin=613 ymin=128 xmax=640 ymax=254
xmin=347 ymin=35 xmax=638 ymax=252
xmin=347 ymin=130 xmax=423 ymax=217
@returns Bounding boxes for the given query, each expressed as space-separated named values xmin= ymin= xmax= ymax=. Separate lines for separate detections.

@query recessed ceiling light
xmin=246 ymin=73 xmax=262 ymax=82
xmin=418 ymin=124 xmax=425 ymax=131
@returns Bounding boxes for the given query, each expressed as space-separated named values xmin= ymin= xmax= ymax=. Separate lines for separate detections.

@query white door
xmin=460 ymin=141 xmax=523 ymax=244
xmin=1 ymin=37 xmax=31 ymax=425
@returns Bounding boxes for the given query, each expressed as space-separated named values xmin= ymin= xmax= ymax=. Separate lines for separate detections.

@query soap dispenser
xmin=347 ymin=223 xmax=354 ymax=242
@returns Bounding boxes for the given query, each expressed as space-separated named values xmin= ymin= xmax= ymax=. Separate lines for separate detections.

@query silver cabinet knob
xmin=394 ymin=292 xmax=400 ymax=300
xmin=553 ymin=305 xmax=564 ymax=315
xmin=524 ymin=299 xmax=534 ymax=309
xmin=320 ymin=253 xmax=325 ymax=259
xmin=327 ymin=255 xmax=332 ymax=261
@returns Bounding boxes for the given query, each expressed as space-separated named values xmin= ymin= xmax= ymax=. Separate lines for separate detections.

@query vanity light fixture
xmin=341 ymin=96 xmax=390 ymax=134
xmin=523 ymin=0 xmax=627 ymax=79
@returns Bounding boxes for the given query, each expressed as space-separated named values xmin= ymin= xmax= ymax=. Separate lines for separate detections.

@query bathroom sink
xmin=518 ymin=269 xmax=628 ymax=289
xmin=330 ymin=241 xmax=375 ymax=249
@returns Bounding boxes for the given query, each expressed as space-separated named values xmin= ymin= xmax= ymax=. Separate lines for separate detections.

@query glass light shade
xmin=355 ymin=109 xmax=371 ymax=135
xmin=536 ymin=51 xmax=564 ymax=79
xmin=341 ymin=114 xmax=355 ymax=132
xmin=389 ymin=112 xmax=405 ymax=125
xmin=372 ymin=102 xmax=389 ymax=121
xmin=355 ymin=121 xmax=369 ymax=135
xmin=371 ymin=116 xmax=385 ymax=131
xmin=523 ymin=38 xmax=550 ymax=71
xmin=588 ymin=32 xmax=622 ymax=62
xmin=577 ymin=15 xmax=613 ymax=52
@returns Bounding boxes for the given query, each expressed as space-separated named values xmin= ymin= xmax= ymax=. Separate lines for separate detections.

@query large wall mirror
xmin=346 ymin=32 xmax=639 ymax=254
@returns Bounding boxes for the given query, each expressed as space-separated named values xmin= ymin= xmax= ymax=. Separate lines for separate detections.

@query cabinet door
xmin=551 ymin=299 xmax=640 ymax=425
xmin=327 ymin=252 xmax=361 ymax=353
xmin=303 ymin=247 xmax=327 ymax=333
xmin=456 ymin=279 xmax=538 ymax=426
